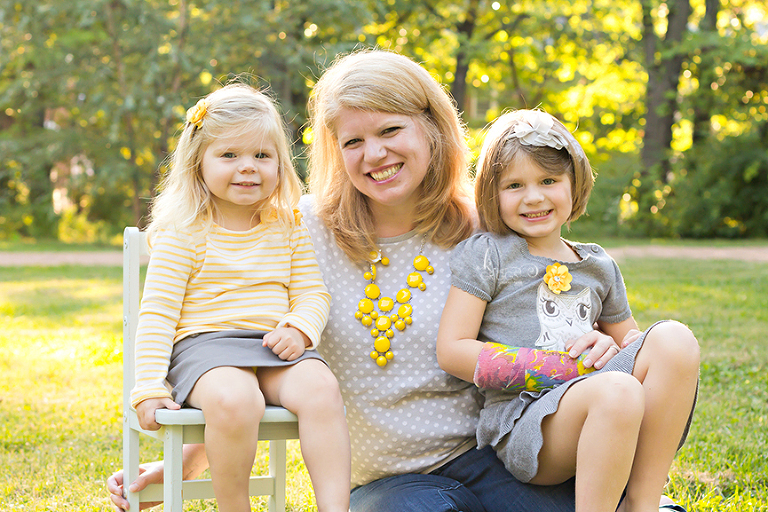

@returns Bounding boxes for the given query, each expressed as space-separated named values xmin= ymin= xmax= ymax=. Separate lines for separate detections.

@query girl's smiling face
xmin=498 ymin=152 xmax=573 ymax=250
xmin=334 ymin=108 xmax=431 ymax=214
xmin=200 ymin=129 xmax=279 ymax=229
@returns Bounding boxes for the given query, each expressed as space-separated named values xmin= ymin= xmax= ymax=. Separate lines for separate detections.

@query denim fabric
xmin=350 ymin=446 xmax=575 ymax=512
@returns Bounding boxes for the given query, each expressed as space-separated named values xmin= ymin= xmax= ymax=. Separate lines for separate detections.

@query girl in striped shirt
xmin=131 ymin=83 xmax=350 ymax=512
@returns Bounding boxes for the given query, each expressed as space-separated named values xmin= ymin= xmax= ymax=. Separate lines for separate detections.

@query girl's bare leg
xmin=530 ymin=372 xmax=645 ymax=512
xmin=259 ymin=360 xmax=350 ymax=512
xmin=187 ymin=366 xmax=265 ymax=512
xmin=619 ymin=321 xmax=699 ymax=512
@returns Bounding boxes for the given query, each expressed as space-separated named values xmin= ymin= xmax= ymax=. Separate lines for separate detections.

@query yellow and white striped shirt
xmin=130 ymin=211 xmax=330 ymax=408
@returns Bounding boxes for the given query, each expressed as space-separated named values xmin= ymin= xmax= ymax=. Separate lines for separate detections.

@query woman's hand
xmin=565 ymin=330 xmax=621 ymax=370
xmin=107 ymin=462 xmax=164 ymax=511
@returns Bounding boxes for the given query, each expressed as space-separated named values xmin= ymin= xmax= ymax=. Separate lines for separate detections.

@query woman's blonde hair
xmin=147 ymin=83 xmax=301 ymax=241
xmin=474 ymin=110 xmax=595 ymax=235
xmin=307 ymin=49 xmax=475 ymax=263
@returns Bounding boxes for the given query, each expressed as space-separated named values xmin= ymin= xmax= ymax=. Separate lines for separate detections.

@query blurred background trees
xmin=1 ymin=0 xmax=766 ymax=242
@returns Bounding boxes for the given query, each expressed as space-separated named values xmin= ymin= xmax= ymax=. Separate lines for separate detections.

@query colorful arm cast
xmin=473 ymin=342 xmax=595 ymax=392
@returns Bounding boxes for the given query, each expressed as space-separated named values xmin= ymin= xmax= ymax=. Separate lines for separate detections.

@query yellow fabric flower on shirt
xmin=543 ymin=262 xmax=572 ymax=294
xmin=186 ymin=98 xmax=208 ymax=129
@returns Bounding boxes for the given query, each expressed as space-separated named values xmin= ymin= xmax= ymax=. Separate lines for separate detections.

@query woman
xmin=109 ymin=49 xmax=632 ymax=512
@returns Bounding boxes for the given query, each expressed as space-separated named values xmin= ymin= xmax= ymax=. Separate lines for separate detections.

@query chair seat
xmin=154 ymin=405 xmax=297 ymax=426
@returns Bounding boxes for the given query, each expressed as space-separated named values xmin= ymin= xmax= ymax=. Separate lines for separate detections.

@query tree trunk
xmin=449 ymin=0 xmax=480 ymax=114
xmin=691 ymin=0 xmax=720 ymax=145
xmin=640 ymin=0 xmax=691 ymax=182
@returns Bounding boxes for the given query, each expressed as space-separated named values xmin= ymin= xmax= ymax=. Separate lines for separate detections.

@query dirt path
xmin=1 ymin=244 xmax=768 ymax=266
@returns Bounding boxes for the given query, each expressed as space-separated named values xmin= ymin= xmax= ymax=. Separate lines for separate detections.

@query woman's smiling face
xmin=335 ymin=108 xmax=431 ymax=213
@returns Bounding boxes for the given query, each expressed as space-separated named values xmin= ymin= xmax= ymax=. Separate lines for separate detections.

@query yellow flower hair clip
xmin=543 ymin=262 xmax=572 ymax=294
xmin=186 ymin=98 xmax=208 ymax=129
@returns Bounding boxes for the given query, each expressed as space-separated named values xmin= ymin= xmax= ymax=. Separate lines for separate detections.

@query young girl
xmin=131 ymin=83 xmax=350 ymax=512
xmin=437 ymin=110 xmax=699 ymax=512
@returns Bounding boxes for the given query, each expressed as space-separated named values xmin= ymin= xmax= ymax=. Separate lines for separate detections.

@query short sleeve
xmin=449 ymin=233 xmax=498 ymax=302
xmin=598 ymin=253 xmax=632 ymax=324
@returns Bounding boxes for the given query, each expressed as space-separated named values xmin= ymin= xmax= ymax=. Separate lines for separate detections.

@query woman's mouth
xmin=369 ymin=163 xmax=403 ymax=182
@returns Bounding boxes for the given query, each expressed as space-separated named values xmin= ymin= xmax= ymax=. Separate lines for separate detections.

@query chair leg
xmin=164 ymin=425 xmax=184 ymax=512
xmin=268 ymin=440 xmax=287 ymax=512
xmin=124 ymin=424 xmax=141 ymax=511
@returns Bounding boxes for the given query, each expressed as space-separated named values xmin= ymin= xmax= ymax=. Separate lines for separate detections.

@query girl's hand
xmin=135 ymin=397 xmax=180 ymax=431
xmin=621 ymin=328 xmax=643 ymax=348
xmin=263 ymin=326 xmax=309 ymax=361
xmin=565 ymin=330 xmax=621 ymax=371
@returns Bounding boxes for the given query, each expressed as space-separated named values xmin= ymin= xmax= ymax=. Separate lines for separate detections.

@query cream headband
xmin=505 ymin=110 xmax=570 ymax=151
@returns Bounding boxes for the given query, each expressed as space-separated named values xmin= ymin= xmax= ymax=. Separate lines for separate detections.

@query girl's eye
xmin=542 ymin=178 xmax=556 ymax=185
xmin=507 ymin=183 xmax=521 ymax=190
xmin=256 ymin=152 xmax=270 ymax=159
xmin=382 ymin=126 xmax=401 ymax=135
xmin=223 ymin=152 xmax=236 ymax=158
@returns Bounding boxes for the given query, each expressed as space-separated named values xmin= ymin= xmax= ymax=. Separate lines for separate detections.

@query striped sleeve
xmin=277 ymin=215 xmax=331 ymax=349
xmin=130 ymin=231 xmax=194 ymax=408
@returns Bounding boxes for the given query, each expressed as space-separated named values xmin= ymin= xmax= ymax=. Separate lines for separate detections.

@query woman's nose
xmin=364 ymin=139 xmax=386 ymax=163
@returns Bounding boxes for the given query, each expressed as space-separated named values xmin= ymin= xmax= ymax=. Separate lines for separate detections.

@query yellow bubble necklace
xmin=355 ymin=243 xmax=433 ymax=367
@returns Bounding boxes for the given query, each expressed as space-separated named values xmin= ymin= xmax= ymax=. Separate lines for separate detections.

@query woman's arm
xmin=436 ymin=286 xmax=487 ymax=382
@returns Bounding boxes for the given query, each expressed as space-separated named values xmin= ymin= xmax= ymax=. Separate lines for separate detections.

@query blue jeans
xmin=350 ymin=446 xmax=575 ymax=512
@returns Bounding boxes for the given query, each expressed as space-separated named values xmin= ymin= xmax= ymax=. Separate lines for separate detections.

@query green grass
xmin=0 ymin=255 xmax=766 ymax=511
xmin=0 ymin=239 xmax=121 ymax=252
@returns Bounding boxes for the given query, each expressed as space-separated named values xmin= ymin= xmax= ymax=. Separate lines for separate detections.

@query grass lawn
xmin=0 ymin=254 xmax=766 ymax=511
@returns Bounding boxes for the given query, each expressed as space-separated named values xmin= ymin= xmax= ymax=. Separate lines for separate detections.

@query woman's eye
xmin=342 ymin=138 xmax=361 ymax=148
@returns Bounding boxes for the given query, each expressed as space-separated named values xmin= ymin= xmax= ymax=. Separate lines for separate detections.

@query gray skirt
xmin=167 ymin=329 xmax=326 ymax=406
xmin=481 ymin=320 xmax=696 ymax=482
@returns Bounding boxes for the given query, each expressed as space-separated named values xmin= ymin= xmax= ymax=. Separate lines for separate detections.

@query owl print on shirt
xmin=534 ymin=282 xmax=594 ymax=351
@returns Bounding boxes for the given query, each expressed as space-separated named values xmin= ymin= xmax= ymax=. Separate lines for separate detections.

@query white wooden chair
xmin=122 ymin=226 xmax=300 ymax=512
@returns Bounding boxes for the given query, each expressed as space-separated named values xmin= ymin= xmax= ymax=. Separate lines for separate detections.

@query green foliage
xmin=672 ymin=123 xmax=768 ymax=238
xmin=1 ymin=0 xmax=768 ymax=239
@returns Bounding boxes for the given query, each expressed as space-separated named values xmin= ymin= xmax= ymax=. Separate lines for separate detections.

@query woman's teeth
xmin=369 ymin=164 xmax=402 ymax=181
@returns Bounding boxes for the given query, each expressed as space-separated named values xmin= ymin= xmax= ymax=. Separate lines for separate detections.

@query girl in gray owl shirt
xmin=437 ymin=109 xmax=699 ymax=512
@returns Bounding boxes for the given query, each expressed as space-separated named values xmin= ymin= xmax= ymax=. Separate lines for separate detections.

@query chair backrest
xmin=122 ymin=227 xmax=148 ymax=410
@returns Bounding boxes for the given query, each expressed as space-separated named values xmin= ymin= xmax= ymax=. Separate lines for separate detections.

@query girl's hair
xmin=147 ymin=83 xmax=301 ymax=241
xmin=307 ymin=49 xmax=475 ymax=263
xmin=474 ymin=109 xmax=595 ymax=235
